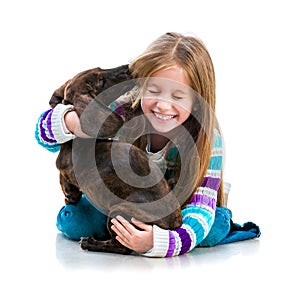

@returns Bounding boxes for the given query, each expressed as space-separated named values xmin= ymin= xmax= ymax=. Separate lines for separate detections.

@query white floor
xmin=2 ymin=217 xmax=298 ymax=300
xmin=1 ymin=147 xmax=299 ymax=300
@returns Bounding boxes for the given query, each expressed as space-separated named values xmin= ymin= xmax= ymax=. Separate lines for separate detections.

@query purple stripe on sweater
xmin=39 ymin=110 xmax=56 ymax=143
xmin=115 ymin=105 xmax=124 ymax=116
xmin=190 ymin=193 xmax=216 ymax=210
xmin=46 ymin=109 xmax=55 ymax=139
xmin=201 ymin=176 xmax=221 ymax=190
xmin=166 ymin=231 xmax=176 ymax=257
xmin=175 ymin=228 xmax=192 ymax=255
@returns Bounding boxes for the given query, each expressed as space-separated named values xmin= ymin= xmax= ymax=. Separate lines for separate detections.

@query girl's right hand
xmin=64 ymin=111 xmax=90 ymax=138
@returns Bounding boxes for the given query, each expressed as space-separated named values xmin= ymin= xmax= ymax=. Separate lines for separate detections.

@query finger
xmin=110 ymin=223 xmax=124 ymax=238
xmin=115 ymin=215 xmax=136 ymax=233
xmin=131 ymin=218 xmax=152 ymax=231
xmin=110 ymin=221 xmax=132 ymax=248
xmin=111 ymin=219 xmax=132 ymax=242
xmin=115 ymin=235 xmax=131 ymax=249
xmin=112 ymin=226 xmax=131 ymax=248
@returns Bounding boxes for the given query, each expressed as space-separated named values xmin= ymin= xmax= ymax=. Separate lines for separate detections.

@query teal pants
xmin=57 ymin=195 xmax=260 ymax=247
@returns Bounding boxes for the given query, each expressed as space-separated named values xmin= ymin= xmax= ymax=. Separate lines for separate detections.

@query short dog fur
xmin=49 ymin=65 xmax=182 ymax=254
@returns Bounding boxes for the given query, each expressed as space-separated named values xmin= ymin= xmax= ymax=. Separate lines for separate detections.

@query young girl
xmin=36 ymin=32 xmax=230 ymax=257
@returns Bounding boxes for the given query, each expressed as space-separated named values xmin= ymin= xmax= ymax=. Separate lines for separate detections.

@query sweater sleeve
xmin=35 ymin=94 xmax=129 ymax=153
xmin=35 ymin=104 xmax=75 ymax=152
xmin=143 ymin=129 xmax=223 ymax=257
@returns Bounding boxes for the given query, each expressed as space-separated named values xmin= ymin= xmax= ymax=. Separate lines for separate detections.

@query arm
xmin=110 ymin=129 xmax=223 ymax=257
xmin=35 ymin=91 xmax=129 ymax=152
xmin=35 ymin=104 xmax=75 ymax=152
xmin=143 ymin=129 xmax=223 ymax=257
xmin=35 ymin=103 xmax=93 ymax=152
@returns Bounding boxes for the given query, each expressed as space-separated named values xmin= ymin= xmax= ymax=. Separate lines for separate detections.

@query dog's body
xmin=50 ymin=65 xmax=182 ymax=254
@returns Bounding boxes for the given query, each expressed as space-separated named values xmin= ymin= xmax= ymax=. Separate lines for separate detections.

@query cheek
xmin=175 ymin=100 xmax=193 ymax=123
xmin=141 ymin=98 xmax=153 ymax=114
xmin=179 ymin=110 xmax=191 ymax=123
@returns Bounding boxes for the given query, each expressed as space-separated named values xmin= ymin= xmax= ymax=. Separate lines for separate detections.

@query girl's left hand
xmin=111 ymin=216 xmax=153 ymax=254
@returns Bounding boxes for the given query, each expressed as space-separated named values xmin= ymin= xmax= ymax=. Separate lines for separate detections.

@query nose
xmin=156 ymin=99 xmax=172 ymax=111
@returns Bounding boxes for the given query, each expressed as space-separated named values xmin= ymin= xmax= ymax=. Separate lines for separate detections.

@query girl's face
xmin=141 ymin=66 xmax=194 ymax=133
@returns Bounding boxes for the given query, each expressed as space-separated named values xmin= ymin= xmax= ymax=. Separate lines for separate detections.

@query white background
xmin=0 ymin=0 xmax=299 ymax=299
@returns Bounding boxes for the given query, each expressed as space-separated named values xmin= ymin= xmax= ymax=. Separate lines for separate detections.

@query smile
xmin=153 ymin=111 xmax=176 ymax=120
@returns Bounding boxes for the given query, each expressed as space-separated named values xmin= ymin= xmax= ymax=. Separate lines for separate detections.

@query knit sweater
xmin=143 ymin=130 xmax=222 ymax=257
xmin=35 ymin=104 xmax=223 ymax=257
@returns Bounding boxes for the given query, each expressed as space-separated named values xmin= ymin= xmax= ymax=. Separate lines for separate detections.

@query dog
xmin=49 ymin=65 xmax=182 ymax=254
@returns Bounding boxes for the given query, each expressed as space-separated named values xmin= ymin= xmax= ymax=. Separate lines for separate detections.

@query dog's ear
xmin=79 ymin=98 xmax=124 ymax=139
xmin=49 ymin=79 xmax=71 ymax=108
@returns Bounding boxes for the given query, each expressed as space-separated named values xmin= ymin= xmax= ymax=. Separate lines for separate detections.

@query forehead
xmin=151 ymin=66 xmax=189 ymax=83
xmin=148 ymin=67 xmax=191 ymax=91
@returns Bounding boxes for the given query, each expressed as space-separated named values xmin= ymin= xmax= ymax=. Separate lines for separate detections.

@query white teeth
xmin=154 ymin=112 xmax=175 ymax=120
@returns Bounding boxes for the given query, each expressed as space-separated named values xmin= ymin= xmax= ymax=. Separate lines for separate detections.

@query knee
xmin=199 ymin=207 xmax=232 ymax=247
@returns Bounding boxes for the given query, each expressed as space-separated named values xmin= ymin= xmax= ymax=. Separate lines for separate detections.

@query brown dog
xmin=49 ymin=65 xmax=182 ymax=254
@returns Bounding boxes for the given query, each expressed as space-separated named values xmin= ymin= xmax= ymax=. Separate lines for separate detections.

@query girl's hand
xmin=64 ymin=111 xmax=89 ymax=138
xmin=111 ymin=216 xmax=153 ymax=254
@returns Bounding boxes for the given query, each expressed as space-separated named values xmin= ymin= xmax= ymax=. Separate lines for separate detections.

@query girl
xmin=36 ymin=32 xmax=228 ymax=257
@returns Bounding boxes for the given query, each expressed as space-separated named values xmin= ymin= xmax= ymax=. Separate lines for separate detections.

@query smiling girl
xmin=36 ymin=32 xmax=227 ymax=257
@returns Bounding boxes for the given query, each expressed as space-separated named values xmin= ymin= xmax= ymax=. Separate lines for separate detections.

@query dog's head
xmin=49 ymin=64 xmax=132 ymax=108
xmin=49 ymin=64 xmax=134 ymax=138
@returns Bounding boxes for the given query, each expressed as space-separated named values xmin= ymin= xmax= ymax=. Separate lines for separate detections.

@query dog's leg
xmin=80 ymin=217 xmax=132 ymax=254
xmin=80 ymin=237 xmax=132 ymax=255
xmin=59 ymin=173 xmax=82 ymax=205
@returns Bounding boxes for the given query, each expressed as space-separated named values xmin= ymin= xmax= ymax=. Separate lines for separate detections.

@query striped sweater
xmin=143 ymin=130 xmax=222 ymax=257
xmin=35 ymin=104 xmax=223 ymax=257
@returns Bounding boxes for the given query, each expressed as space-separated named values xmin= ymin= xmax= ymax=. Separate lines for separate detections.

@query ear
xmin=77 ymin=79 xmax=134 ymax=139
xmin=79 ymin=99 xmax=124 ymax=138
xmin=49 ymin=79 xmax=71 ymax=108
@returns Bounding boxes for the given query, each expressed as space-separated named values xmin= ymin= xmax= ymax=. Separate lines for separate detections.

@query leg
xmin=56 ymin=195 xmax=108 ymax=241
xmin=80 ymin=237 xmax=132 ymax=255
xmin=80 ymin=216 xmax=132 ymax=255
xmin=198 ymin=206 xmax=232 ymax=247
xmin=59 ymin=173 xmax=82 ymax=204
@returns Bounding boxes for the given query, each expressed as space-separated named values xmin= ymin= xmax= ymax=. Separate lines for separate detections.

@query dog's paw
xmin=80 ymin=237 xmax=97 ymax=250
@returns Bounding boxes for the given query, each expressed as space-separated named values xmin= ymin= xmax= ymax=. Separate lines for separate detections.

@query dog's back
xmin=71 ymin=138 xmax=182 ymax=229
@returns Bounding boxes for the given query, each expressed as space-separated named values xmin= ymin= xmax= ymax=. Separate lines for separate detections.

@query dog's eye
xmin=101 ymin=77 xmax=106 ymax=89
xmin=63 ymin=99 xmax=72 ymax=105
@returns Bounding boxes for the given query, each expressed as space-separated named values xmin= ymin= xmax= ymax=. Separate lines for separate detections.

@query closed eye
xmin=173 ymin=95 xmax=183 ymax=100
xmin=148 ymin=89 xmax=160 ymax=94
